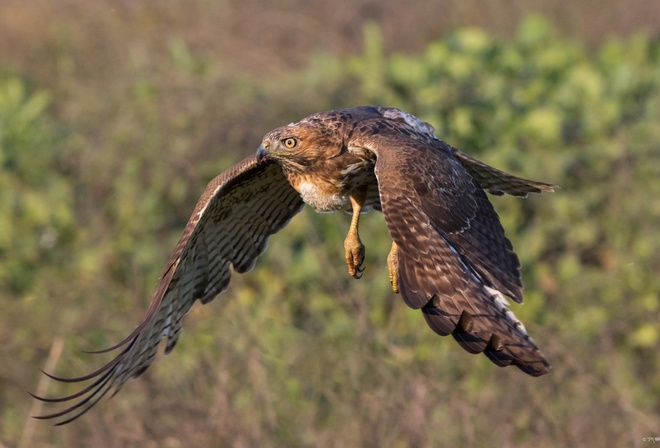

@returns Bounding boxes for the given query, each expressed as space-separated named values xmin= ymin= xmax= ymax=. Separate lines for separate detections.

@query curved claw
xmin=344 ymin=237 xmax=365 ymax=279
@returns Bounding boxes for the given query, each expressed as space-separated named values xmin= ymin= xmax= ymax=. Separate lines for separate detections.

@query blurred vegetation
xmin=1 ymin=4 xmax=659 ymax=447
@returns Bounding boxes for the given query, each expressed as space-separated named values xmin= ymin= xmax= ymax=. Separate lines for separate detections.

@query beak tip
xmin=256 ymin=144 xmax=269 ymax=162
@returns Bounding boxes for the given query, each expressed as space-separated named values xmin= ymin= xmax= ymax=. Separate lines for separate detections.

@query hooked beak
xmin=256 ymin=144 xmax=270 ymax=162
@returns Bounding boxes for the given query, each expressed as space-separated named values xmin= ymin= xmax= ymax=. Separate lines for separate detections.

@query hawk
xmin=34 ymin=106 xmax=555 ymax=424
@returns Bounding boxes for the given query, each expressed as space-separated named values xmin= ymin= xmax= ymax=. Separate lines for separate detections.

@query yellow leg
xmin=344 ymin=189 xmax=367 ymax=279
xmin=387 ymin=241 xmax=399 ymax=293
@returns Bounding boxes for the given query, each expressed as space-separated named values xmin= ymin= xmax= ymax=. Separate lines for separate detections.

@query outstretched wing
xmin=33 ymin=155 xmax=304 ymax=424
xmin=355 ymin=126 xmax=551 ymax=376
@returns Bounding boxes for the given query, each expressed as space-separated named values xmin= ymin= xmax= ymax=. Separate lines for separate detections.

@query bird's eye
xmin=283 ymin=137 xmax=298 ymax=149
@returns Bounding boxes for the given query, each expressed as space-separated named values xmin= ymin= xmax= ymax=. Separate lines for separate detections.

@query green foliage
xmin=0 ymin=77 xmax=74 ymax=294
xmin=3 ymin=15 xmax=660 ymax=448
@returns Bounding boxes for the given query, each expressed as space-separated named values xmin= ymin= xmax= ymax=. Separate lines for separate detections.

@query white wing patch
xmin=381 ymin=107 xmax=437 ymax=137
xmin=485 ymin=285 xmax=529 ymax=337
xmin=441 ymin=233 xmax=529 ymax=338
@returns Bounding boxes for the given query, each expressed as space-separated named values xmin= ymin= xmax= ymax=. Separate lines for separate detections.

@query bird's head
xmin=256 ymin=107 xmax=388 ymax=170
xmin=256 ymin=115 xmax=345 ymax=171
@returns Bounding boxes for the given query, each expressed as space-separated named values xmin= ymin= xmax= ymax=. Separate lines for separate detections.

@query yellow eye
xmin=283 ymin=137 xmax=297 ymax=149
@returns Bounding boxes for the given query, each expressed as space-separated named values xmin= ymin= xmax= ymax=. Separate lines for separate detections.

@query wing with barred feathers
xmin=33 ymin=155 xmax=304 ymax=425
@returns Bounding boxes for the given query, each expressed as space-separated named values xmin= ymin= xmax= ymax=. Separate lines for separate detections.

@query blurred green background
xmin=1 ymin=1 xmax=659 ymax=447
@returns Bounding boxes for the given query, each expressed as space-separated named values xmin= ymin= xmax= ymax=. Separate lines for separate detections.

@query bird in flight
xmin=34 ymin=106 xmax=556 ymax=424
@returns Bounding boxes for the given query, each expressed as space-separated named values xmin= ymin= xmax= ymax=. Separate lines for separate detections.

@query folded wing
xmin=357 ymin=128 xmax=551 ymax=376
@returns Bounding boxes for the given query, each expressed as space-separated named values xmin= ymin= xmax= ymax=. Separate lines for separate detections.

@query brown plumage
xmin=34 ymin=106 xmax=556 ymax=424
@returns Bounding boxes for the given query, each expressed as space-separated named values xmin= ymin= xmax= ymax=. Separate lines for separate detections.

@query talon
xmin=344 ymin=236 xmax=365 ymax=279
xmin=387 ymin=241 xmax=399 ymax=293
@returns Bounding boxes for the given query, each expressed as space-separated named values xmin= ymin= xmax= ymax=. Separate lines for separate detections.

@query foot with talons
xmin=387 ymin=241 xmax=399 ymax=293
xmin=344 ymin=233 xmax=365 ymax=279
